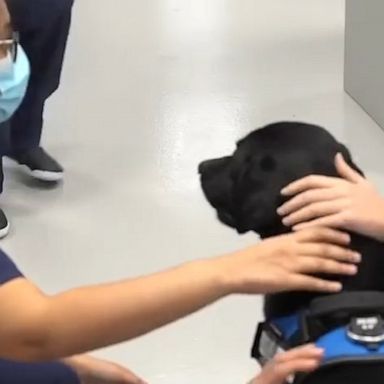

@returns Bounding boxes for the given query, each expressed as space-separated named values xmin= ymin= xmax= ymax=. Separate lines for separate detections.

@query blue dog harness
xmin=252 ymin=292 xmax=384 ymax=383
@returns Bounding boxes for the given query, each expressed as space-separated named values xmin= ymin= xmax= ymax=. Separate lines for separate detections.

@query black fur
xmin=199 ymin=122 xmax=384 ymax=383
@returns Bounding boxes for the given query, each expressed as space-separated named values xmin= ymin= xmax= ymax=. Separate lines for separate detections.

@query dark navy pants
xmin=0 ymin=360 xmax=80 ymax=384
xmin=0 ymin=0 xmax=74 ymax=192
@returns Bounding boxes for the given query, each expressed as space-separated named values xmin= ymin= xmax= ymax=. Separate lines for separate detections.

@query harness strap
xmin=252 ymin=292 xmax=384 ymax=384
xmin=303 ymin=292 xmax=384 ymax=342
xmin=308 ymin=292 xmax=384 ymax=318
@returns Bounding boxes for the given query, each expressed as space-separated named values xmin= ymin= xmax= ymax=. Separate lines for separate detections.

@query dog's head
xmin=199 ymin=122 xmax=362 ymax=239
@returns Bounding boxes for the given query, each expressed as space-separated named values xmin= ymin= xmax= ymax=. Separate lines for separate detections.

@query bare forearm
xmin=0 ymin=228 xmax=355 ymax=361
xmin=7 ymin=259 xmax=228 ymax=361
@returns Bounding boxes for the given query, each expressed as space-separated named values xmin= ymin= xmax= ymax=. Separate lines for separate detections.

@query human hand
xmin=0 ymin=0 xmax=11 ymax=58
xmin=0 ymin=0 xmax=10 ymax=35
xmin=63 ymin=354 xmax=147 ymax=384
xmin=216 ymin=227 xmax=360 ymax=295
xmin=248 ymin=344 xmax=323 ymax=384
xmin=278 ymin=154 xmax=384 ymax=242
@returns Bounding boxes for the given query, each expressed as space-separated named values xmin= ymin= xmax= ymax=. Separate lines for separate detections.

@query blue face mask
xmin=0 ymin=45 xmax=30 ymax=123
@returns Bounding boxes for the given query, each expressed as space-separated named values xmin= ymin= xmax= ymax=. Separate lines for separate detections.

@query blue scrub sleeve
xmin=0 ymin=359 xmax=80 ymax=384
xmin=0 ymin=249 xmax=80 ymax=383
xmin=0 ymin=249 xmax=23 ymax=284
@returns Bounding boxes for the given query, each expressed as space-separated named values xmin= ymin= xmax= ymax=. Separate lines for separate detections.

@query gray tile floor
xmin=2 ymin=0 xmax=384 ymax=383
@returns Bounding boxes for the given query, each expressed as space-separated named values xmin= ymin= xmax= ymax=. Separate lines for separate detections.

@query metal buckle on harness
xmin=252 ymin=322 xmax=287 ymax=365
xmin=347 ymin=315 xmax=384 ymax=349
xmin=252 ymin=322 xmax=298 ymax=383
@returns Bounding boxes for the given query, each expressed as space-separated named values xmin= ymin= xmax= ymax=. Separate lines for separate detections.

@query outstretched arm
xmin=0 ymin=228 xmax=358 ymax=361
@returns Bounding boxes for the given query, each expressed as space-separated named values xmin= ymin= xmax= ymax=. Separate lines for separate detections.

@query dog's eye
xmin=260 ymin=155 xmax=276 ymax=172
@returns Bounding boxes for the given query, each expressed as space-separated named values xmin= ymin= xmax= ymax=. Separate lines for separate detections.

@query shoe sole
xmin=5 ymin=157 xmax=64 ymax=182
xmin=0 ymin=221 xmax=10 ymax=239
xmin=26 ymin=168 xmax=64 ymax=182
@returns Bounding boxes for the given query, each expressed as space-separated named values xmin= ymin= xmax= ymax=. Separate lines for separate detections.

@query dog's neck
xmin=264 ymin=232 xmax=384 ymax=319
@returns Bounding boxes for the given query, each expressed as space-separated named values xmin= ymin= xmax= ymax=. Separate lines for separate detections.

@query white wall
xmin=345 ymin=0 xmax=384 ymax=128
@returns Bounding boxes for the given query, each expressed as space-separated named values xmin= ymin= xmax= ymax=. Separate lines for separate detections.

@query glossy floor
xmin=2 ymin=0 xmax=384 ymax=383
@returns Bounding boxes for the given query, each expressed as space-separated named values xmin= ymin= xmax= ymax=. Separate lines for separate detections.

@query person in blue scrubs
xmin=0 ymin=248 xmax=146 ymax=384
xmin=0 ymin=2 xmax=145 ymax=383
xmin=0 ymin=0 xmax=73 ymax=238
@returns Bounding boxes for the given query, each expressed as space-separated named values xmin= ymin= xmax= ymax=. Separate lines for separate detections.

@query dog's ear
xmin=230 ymin=151 xmax=290 ymax=236
xmin=199 ymin=156 xmax=239 ymax=230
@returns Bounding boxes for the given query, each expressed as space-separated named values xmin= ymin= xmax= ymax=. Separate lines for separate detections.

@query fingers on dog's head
xmin=336 ymin=142 xmax=364 ymax=177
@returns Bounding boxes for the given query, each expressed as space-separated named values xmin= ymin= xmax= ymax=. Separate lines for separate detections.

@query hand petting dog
xmin=279 ymin=154 xmax=384 ymax=242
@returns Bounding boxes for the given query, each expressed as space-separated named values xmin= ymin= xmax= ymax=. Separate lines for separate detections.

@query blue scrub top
xmin=0 ymin=249 xmax=23 ymax=284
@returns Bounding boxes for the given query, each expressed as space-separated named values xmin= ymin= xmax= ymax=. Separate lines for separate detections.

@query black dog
xmin=199 ymin=122 xmax=384 ymax=383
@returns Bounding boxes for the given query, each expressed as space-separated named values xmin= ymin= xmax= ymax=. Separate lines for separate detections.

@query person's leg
xmin=0 ymin=0 xmax=73 ymax=236
xmin=0 ymin=359 xmax=80 ymax=384
xmin=6 ymin=0 xmax=74 ymax=181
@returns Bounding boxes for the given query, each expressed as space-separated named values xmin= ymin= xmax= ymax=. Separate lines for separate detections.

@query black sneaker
xmin=0 ymin=209 xmax=10 ymax=239
xmin=11 ymin=147 xmax=64 ymax=182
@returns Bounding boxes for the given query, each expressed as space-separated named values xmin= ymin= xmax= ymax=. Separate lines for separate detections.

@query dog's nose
xmin=198 ymin=157 xmax=231 ymax=175
xmin=199 ymin=159 xmax=215 ymax=174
